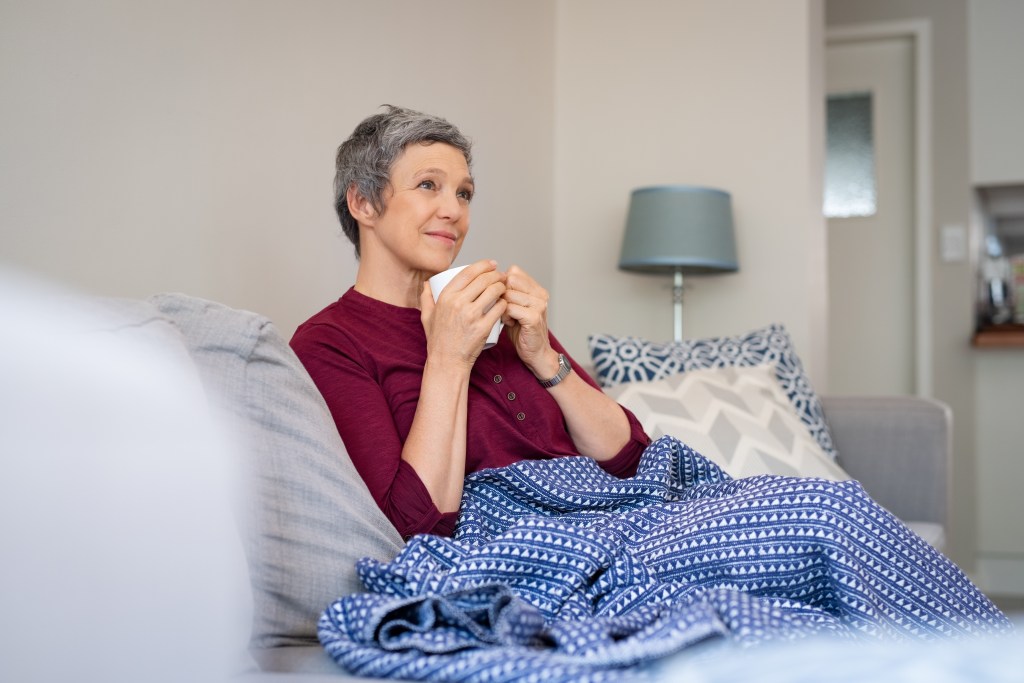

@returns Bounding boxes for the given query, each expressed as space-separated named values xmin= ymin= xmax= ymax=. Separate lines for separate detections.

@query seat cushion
xmin=150 ymin=294 xmax=404 ymax=649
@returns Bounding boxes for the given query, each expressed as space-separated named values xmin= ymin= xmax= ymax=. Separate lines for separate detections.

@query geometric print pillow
xmin=588 ymin=324 xmax=838 ymax=461
xmin=605 ymin=364 xmax=851 ymax=481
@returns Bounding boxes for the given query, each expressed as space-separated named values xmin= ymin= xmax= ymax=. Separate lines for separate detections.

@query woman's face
xmin=364 ymin=142 xmax=474 ymax=278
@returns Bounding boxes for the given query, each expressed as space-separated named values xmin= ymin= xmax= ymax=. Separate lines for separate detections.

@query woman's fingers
xmin=499 ymin=265 xmax=555 ymax=375
xmin=436 ymin=260 xmax=498 ymax=296
xmin=503 ymin=286 xmax=545 ymax=310
xmin=424 ymin=260 xmax=508 ymax=361
xmin=482 ymin=281 xmax=508 ymax=319
xmin=436 ymin=260 xmax=505 ymax=311
xmin=505 ymin=265 xmax=547 ymax=299
xmin=502 ymin=265 xmax=548 ymax=325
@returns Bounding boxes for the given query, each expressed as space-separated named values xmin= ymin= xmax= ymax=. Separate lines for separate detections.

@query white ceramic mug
xmin=428 ymin=265 xmax=503 ymax=350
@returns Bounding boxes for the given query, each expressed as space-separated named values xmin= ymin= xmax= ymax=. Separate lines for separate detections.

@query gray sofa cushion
xmin=149 ymin=294 xmax=404 ymax=649
xmin=821 ymin=395 xmax=950 ymax=529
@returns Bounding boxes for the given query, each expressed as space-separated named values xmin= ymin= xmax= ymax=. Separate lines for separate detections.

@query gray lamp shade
xmin=618 ymin=185 xmax=738 ymax=274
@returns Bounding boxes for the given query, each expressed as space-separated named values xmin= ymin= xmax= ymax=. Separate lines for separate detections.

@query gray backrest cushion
xmin=149 ymin=294 xmax=404 ymax=648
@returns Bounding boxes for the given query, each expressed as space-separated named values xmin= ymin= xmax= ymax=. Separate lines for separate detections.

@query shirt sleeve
xmin=290 ymin=324 xmax=451 ymax=539
xmin=551 ymin=336 xmax=650 ymax=479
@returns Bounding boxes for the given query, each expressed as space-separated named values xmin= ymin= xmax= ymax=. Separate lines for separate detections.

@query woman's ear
xmin=347 ymin=185 xmax=377 ymax=225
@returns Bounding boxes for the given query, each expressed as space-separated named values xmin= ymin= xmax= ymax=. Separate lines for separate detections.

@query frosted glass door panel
xmin=825 ymin=93 xmax=876 ymax=218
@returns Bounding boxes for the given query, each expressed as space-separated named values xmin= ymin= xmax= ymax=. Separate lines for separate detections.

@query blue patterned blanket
xmin=319 ymin=437 xmax=1011 ymax=682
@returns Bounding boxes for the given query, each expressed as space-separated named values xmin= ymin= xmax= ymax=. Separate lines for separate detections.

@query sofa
xmin=0 ymin=279 xmax=967 ymax=682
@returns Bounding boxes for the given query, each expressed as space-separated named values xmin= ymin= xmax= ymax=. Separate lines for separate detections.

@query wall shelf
xmin=973 ymin=324 xmax=1024 ymax=348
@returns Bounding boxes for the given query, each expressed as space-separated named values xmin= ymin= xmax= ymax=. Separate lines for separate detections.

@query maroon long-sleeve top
xmin=290 ymin=288 xmax=649 ymax=539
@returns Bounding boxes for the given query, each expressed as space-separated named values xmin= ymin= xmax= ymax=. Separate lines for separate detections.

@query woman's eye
xmin=457 ymin=188 xmax=474 ymax=202
xmin=418 ymin=180 xmax=436 ymax=190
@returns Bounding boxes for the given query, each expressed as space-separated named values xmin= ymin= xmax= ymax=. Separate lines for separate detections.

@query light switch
xmin=941 ymin=224 xmax=967 ymax=262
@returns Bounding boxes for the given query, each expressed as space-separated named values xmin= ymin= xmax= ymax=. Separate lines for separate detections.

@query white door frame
xmin=826 ymin=20 xmax=933 ymax=398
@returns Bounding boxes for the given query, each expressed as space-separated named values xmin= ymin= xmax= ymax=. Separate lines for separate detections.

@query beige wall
xmin=826 ymin=0 xmax=976 ymax=571
xmin=0 ymin=0 xmax=556 ymax=337
xmin=1 ymin=0 xmax=827 ymax=379
xmin=970 ymin=0 xmax=1024 ymax=186
xmin=969 ymin=0 xmax=1024 ymax=595
xmin=3 ymin=0 xmax=836 ymax=528
xmin=552 ymin=0 xmax=828 ymax=380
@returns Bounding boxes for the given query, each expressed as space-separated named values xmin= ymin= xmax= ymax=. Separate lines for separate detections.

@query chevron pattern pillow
xmin=588 ymin=324 xmax=837 ymax=461
xmin=606 ymin=364 xmax=850 ymax=481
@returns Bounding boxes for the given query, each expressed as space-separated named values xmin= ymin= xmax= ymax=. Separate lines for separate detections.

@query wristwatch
xmin=539 ymin=353 xmax=572 ymax=389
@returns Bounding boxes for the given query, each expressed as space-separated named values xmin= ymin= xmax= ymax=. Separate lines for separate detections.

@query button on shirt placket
xmin=493 ymin=373 xmax=525 ymax=422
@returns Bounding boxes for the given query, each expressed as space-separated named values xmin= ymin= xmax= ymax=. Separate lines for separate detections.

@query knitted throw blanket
xmin=318 ymin=436 xmax=1010 ymax=682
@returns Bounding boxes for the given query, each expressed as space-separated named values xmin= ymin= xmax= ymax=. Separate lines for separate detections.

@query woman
xmin=299 ymin=109 xmax=1009 ymax=661
xmin=291 ymin=105 xmax=650 ymax=539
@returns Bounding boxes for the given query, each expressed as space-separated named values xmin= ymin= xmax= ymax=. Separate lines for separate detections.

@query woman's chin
xmin=422 ymin=258 xmax=456 ymax=278
xmin=431 ymin=249 xmax=460 ymax=271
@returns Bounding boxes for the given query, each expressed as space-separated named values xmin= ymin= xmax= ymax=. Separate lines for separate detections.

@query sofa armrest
xmin=821 ymin=395 xmax=951 ymax=527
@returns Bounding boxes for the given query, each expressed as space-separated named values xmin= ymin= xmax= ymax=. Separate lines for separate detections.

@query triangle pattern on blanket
xmin=320 ymin=437 xmax=1011 ymax=683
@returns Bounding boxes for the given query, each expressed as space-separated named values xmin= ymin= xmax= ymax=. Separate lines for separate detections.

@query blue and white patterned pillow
xmin=588 ymin=324 xmax=838 ymax=461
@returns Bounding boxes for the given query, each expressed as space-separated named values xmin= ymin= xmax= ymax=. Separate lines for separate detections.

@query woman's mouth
xmin=426 ymin=231 xmax=457 ymax=246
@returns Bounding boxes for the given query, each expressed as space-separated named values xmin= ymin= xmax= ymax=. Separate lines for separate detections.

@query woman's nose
xmin=437 ymin=190 xmax=465 ymax=220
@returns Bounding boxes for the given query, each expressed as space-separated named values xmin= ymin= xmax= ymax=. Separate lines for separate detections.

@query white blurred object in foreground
xmin=0 ymin=269 xmax=252 ymax=683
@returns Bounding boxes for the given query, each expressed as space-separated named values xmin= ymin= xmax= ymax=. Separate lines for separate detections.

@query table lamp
xmin=618 ymin=185 xmax=738 ymax=341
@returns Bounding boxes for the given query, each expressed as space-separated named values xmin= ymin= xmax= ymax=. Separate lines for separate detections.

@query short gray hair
xmin=334 ymin=105 xmax=473 ymax=257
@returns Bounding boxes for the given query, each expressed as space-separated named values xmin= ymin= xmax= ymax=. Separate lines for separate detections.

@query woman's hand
xmin=420 ymin=260 xmax=507 ymax=368
xmin=500 ymin=265 xmax=635 ymax=462
xmin=501 ymin=265 xmax=560 ymax=380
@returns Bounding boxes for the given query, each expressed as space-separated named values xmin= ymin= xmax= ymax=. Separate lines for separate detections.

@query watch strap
xmin=539 ymin=353 xmax=572 ymax=388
